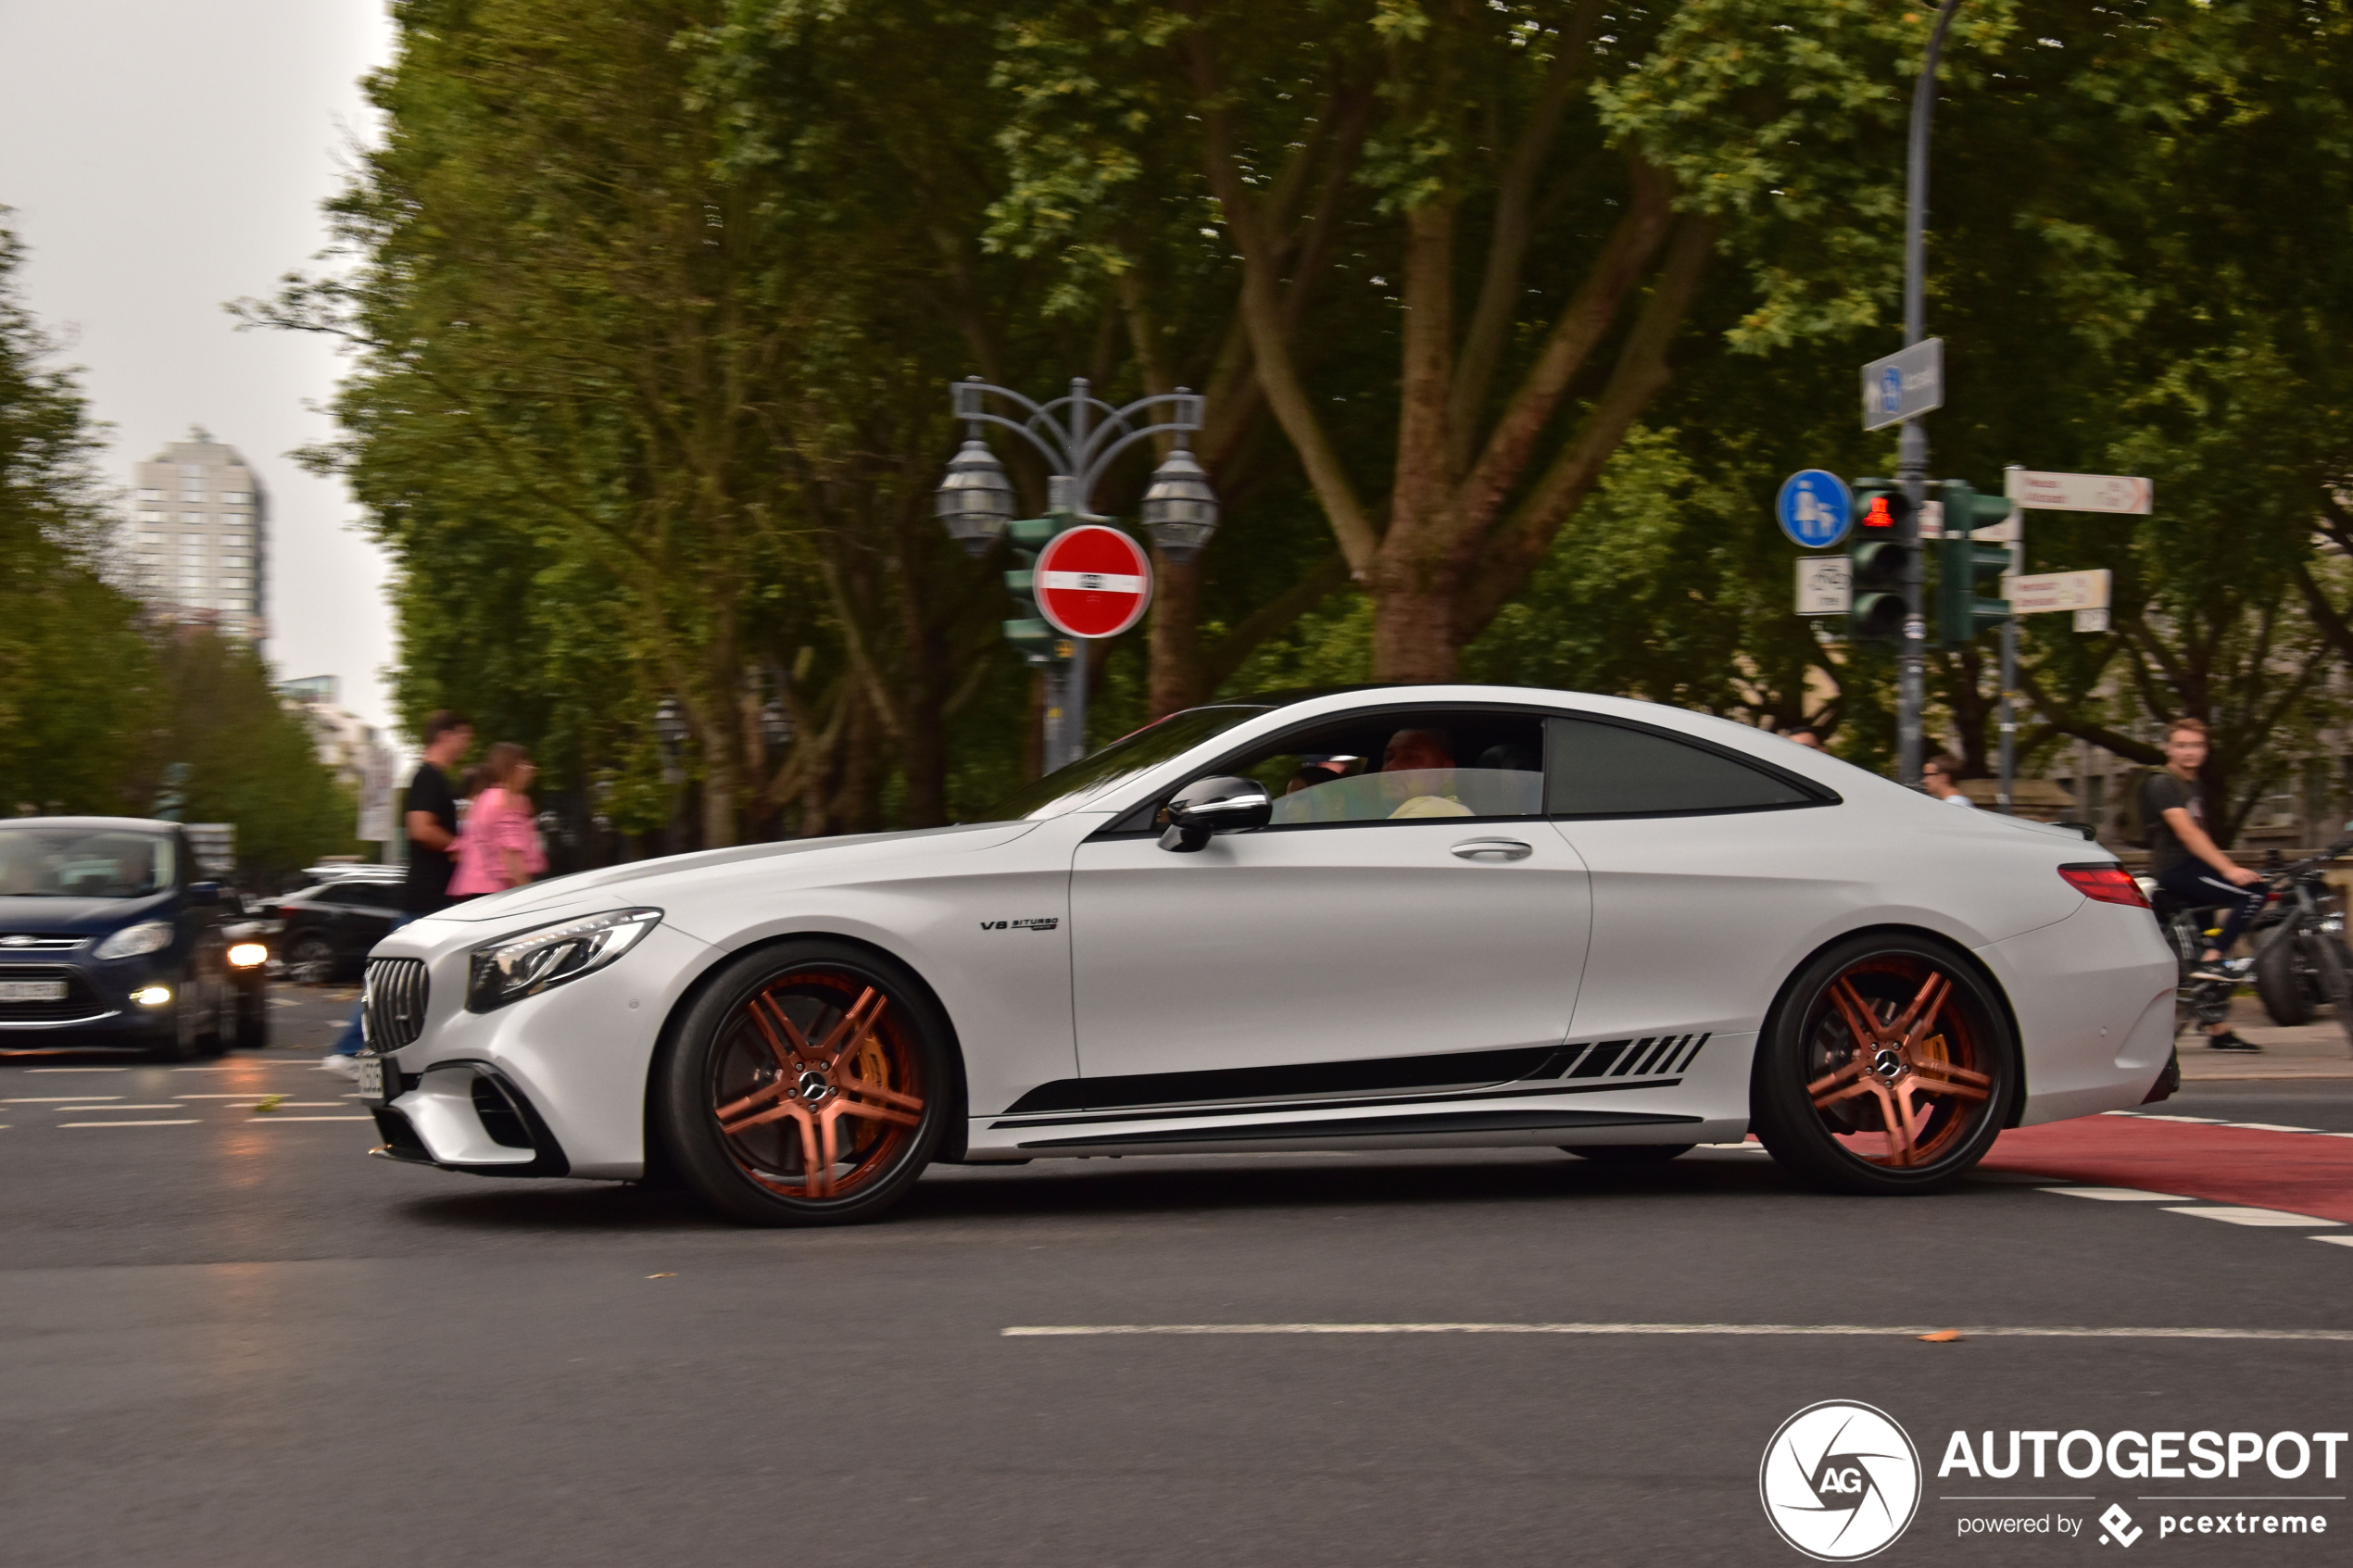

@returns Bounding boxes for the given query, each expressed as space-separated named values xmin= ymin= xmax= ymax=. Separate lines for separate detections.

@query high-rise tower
xmin=126 ymin=427 xmax=267 ymax=642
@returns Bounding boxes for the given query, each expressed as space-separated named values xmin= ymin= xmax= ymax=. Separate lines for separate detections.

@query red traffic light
xmin=1863 ymin=495 xmax=1897 ymax=529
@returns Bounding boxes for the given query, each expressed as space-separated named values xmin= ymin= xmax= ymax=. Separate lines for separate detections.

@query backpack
xmin=2110 ymin=765 xmax=2168 ymax=848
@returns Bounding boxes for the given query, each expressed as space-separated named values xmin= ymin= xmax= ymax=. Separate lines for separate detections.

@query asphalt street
xmin=2 ymin=985 xmax=2349 ymax=1566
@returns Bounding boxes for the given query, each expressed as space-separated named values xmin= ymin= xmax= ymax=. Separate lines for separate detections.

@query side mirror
xmin=187 ymin=881 xmax=223 ymax=906
xmin=1158 ymin=775 xmax=1272 ymax=853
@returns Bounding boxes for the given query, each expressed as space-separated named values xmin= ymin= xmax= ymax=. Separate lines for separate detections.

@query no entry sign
xmin=1034 ymin=524 xmax=1152 ymax=639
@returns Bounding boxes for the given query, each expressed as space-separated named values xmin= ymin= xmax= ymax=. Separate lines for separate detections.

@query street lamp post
xmin=654 ymin=695 xmax=688 ymax=857
xmin=1894 ymin=0 xmax=1967 ymax=790
xmin=936 ymin=377 xmax=1214 ymax=771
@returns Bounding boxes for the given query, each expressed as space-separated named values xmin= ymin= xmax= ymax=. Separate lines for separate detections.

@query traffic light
xmin=1846 ymin=479 xmax=1914 ymax=644
xmin=1934 ymin=480 xmax=2014 ymax=647
xmin=1001 ymin=515 xmax=1062 ymax=664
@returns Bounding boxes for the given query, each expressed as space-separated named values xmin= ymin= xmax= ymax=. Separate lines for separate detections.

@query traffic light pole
xmin=1896 ymin=0 xmax=1966 ymax=790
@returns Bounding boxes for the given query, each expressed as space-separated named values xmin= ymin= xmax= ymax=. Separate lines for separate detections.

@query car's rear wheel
xmin=653 ymin=941 xmax=950 ymax=1226
xmin=1750 ymin=934 xmax=2016 ymax=1195
xmin=1565 ymin=1143 xmax=1696 ymax=1164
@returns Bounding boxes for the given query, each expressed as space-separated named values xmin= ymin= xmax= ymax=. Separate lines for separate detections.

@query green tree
xmin=0 ymin=218 xmax=159 ymax=813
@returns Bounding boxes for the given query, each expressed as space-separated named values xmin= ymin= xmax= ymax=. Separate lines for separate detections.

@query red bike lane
xmin=1981 ymin=1114 xmax=2353 ymax=1223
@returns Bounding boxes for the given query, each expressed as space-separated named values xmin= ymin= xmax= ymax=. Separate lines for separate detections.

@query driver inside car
xmin=1379 ymin=728 xmax=1473 ymax=819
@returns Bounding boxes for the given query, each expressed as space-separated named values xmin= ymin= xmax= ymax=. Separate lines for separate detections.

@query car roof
xmin=0 ymin=816 xmax=180 ymax=833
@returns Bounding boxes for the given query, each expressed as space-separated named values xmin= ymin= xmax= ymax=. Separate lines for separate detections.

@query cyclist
xmin=2144 ymin=717 xmax=2265 ymax=1052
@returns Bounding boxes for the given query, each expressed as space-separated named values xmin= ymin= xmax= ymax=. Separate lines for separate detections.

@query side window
xmin=1545 ymin=718 xmax=1816 ymax=818
xmin=1223 ymin=711 xmax=1546 ymax=827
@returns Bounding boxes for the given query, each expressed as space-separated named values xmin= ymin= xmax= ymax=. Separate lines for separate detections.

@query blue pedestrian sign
xmin=1776 ymin=470 xmax=1855 ymax=550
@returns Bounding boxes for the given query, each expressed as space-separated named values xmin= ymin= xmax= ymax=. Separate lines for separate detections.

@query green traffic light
xmin=1933 ymin=481 xmax=2014 ymax=647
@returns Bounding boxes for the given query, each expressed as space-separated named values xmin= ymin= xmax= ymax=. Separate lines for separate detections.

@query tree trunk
xmin=1147 ymin=552 xmax=1205 ymax=716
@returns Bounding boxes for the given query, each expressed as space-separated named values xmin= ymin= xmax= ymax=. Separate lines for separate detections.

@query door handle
xmin=1451 ymin=838 xmax=1532 ymax=861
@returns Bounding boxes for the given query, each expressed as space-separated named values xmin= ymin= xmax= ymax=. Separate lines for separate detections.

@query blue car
xmin=0 ymin=817 xmax=268 ymax=1058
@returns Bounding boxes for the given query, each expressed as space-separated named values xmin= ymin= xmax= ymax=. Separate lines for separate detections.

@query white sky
xmin=0 ymin=1 xmax=400 ymax=734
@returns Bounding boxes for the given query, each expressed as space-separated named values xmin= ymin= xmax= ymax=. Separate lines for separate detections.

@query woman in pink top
xmin=447 ymin=742 xmax=547 ymax=896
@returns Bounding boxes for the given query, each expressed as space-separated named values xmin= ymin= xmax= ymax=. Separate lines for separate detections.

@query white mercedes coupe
xmin=355 ymin=685 xmax=2178 ymax=1224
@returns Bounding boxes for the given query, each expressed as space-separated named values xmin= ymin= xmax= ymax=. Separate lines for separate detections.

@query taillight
xmin=2060 ymin=863 xmax=2150 ymax=909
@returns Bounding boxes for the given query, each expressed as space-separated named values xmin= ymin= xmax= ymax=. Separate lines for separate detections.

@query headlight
xmin=94 ymin=921 xmax=175 ymax=961
xmin=467 ymin=908 xmax=662 ymax=1013
xmin=226 ymin=942 xmax=270 ymax=969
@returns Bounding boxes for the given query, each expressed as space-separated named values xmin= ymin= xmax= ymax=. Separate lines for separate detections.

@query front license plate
xmin=0 ymin=981 xmax=68 ymax=1002
xmin=356 ymin=1055 xmax=384 ymax=1099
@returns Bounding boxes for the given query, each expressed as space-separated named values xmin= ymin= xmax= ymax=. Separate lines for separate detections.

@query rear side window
xmin=1545 ymin=717 xmax=1818 ymax=818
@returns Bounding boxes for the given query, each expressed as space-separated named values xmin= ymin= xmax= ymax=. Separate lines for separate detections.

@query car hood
xmin=0 ymin=891 xmax=174 ymax=934
xmin=425 ymin=820 xmax=1047 ymax=928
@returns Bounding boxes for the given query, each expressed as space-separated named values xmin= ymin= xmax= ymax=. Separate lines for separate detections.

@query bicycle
xmin=2141 ymin=838 xmax=2353 ymax=1055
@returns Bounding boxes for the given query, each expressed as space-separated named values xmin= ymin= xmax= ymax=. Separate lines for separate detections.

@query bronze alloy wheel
xmin=656 ymin=941 xmax=952 ymax=1226
xmin=1752 ymin=935 xmax=2016 ymax=1195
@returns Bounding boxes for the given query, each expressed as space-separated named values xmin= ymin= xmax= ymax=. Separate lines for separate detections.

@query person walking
xmin=2144 ymin=717 xmax=2266 ymax=1052
xmin=1922 ymin=754 xmax=1976 ymax=807
xmin=321 ymin=710 xmax=472 ymax=1076
xmin=447 ymin=743 xmax=546 ymax=897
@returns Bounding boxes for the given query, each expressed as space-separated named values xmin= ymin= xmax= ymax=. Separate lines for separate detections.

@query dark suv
xmin=269 ymin=874 xmax=408 ymax=982
xmin=0 ymin=817 xmax=266 ymax=1058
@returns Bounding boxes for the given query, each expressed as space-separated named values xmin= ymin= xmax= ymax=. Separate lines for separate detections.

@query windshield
xmin=0 ymin=827 xmax=178 ymax=899
xmin=975 ymin=705 xmax=1273 ymax=822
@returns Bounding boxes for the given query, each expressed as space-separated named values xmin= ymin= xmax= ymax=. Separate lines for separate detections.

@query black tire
xmin=2254 ymin=935 xmax=2316 ymax=1027
xmin=1750 ymin=933 xmax=2019 ymax=1195
xmin=651 ymin=939 xmax=952 ymax=1226
xmin=231 ymin=984 xmax=271 ymax=1050
xmin=151 ymin=970 xmax=206 ymax=1062
xmin=1565 ymin=1144 xmax=1696 ymax=1164
xmin=287 ymin=933 xmax=335 ymax=985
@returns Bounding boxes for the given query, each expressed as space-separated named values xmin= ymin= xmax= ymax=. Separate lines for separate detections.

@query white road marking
xmin=3 ymin=1097 xmax=121 ymax=1103
xmin=2127 ymin=1114 xmax=2226 ymax=1123
xmin=1000 ymin=1323 xmax=2353 ymax=1341
xmin=253 ymin=1116 xmax=371 ymax=1123
xmin=174 ymin=1094 xmax=268 ymax=1098
xmin=55 ymin=1104 xmax=181 ymax=1111
xmin=58 ymin=1120 xmax=200 ymax=1128
xmin=2162 ymin=1207 xmax=2344 ymax=1227
xmin=2220 ymin=1123 xmax=2322 ymax=1133
xmin=2041 ymin=1186 xmax=2186 ymax=1201
xmin=26 ymin=1067 xmax=127 ymax=1073
xmin=2314 ymin=1236 xmax=2353 ymax=1249
xmin=240 ymin=1101 xmax=347 ymax=1109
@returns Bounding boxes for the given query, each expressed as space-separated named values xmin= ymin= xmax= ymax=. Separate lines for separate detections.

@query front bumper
xmin=363 ymin=916 xmax=714 ymax=1180
xmin=0 ymin=953 xmax=183 ymax=1038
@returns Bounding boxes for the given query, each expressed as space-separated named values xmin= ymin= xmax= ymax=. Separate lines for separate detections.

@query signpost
xmin=2006 ymin=470 xmax=2153 ymax=515
xmin=1860 ymin=338 xmax=1944 ymax=433
xmin=1034 ymin=524 xmax=1152 ymax=639
xmin=2007 ymin=568 xmax=2110 ymax=615
xmin=1796 ymin=557 xmax=1853 ymax=616
xmin=1776 ymin=470 xmax=1855 ymax=549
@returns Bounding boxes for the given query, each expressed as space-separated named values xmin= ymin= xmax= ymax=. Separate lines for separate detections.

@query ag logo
xmin=1759 ymin=1400 xmax=1921 ymax=1561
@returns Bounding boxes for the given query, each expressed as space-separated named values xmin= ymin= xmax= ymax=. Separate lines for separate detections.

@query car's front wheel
xmin=1750 ymin=934 xmax=2016 ymax=1195
xmin=652 ymin=940 xmax=951 ymax=1226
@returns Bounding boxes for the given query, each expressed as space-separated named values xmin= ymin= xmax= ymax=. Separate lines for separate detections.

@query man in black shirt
xmin=402 ymin=713 xmax=473 ymax=914
xmin=2145 ymin=717 xmax=2266 ymax=1051
xmin=323 ymin=711 xmax=472 ymax=1075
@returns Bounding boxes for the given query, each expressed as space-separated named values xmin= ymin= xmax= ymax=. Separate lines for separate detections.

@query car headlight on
xmin=94 ymin=921 xmax=175 ymax=961
xmin=226 ymin=942 xmax=270 ymax=969
xmin=467 ymin=908 xmax=662 ymax=1013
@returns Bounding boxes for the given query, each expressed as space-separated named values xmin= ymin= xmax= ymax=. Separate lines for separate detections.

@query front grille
xmin=0 ymin=935 xmax=88 ymax=952
xmin=0 ymin=963 xmax=106 ymax=1023
xmin=362 ymin=958 xmax=430 ymax=1049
